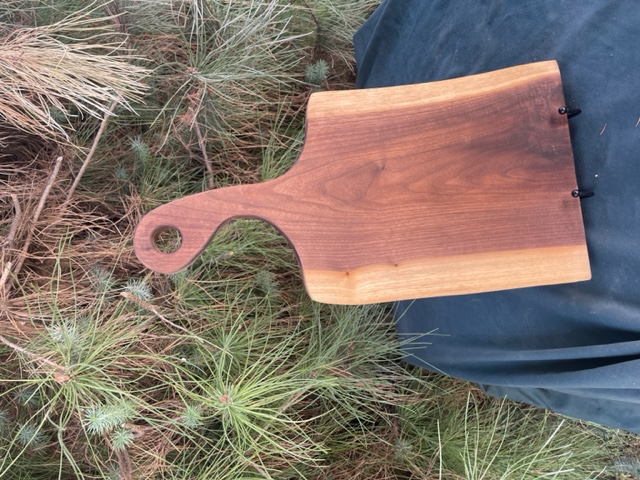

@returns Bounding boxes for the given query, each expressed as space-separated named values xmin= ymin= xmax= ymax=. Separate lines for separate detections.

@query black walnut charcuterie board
xmin=134 ymin=61 xmax=590 ymax=304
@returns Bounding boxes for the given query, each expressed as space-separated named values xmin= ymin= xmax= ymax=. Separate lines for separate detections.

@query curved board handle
xmin=133 ymin=184 xmax=282 ymax=274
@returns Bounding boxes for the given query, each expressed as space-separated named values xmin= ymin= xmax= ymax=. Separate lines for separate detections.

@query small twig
xmin=246 ymin=458 xmax=271 ymax=479
xmin=7 ymin=156 xmax=63 ymax=294
xmin=0 ymin=261 xmax=12 ymax=294
xmin=111 ymin=438 xmax=133 ymax=480
xmin=1 ymin=195 xmax=21 ymax=295
xmin=0 ymin=333 xmax=66 ymax=372
xmin=299 ymin=0 xmax=321 ymax=42
xmin=34 ymin=157 xmax=63 ymax=224
xmin=193 ymin=119 xmax=214 ymax=189
xmin=120 ymin=292 xmax=205 ymax=342
xmin=104 ymin=0 xmax=129 ymax=36
xmin=67 ymin=98 xmax=120 ymax=201
xmin=121 ymin=422 xmax=147 ymax=439
xmin=212 ymin=250 xmax=234 ymax=264
xmin=599 ymin=123 xmax=607 ymax=136
xmin=5 ymin=193 xmax=21 ymax=248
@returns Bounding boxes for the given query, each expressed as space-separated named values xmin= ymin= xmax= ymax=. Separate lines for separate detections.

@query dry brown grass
xmin=0 ymin=147 xmax=140 ymax=332
xmin=0 ymin=4 xmax=149 ymax=143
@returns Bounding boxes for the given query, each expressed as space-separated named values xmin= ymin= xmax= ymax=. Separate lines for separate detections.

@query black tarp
xmin=353 ymin=0 xmax=640 ymax=433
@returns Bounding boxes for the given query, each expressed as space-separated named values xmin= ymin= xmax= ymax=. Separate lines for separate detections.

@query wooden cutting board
xmin=134 ymin=60 xmax=590 ymax=304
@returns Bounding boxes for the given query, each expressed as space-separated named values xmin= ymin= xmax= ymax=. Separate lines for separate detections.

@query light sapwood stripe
xmin=303 ymin=244 xmax=591 ymax=305
xmin=307 ymin=61 xmax=559 ymax=116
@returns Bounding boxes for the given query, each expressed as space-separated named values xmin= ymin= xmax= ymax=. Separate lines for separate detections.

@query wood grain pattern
xmin=134 ymin=60 xmax=590 ymax=304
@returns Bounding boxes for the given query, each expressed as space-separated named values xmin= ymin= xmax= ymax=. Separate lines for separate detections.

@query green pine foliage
xmin=15 ymin=422 xmax=47 ymax=449
xmin=123 ymin=278 xmax=153 ymax=302
xmin=83 ymin=404 xmax=134 ymax=436
xmin=305 ymin=59 xmax=330 ymax=87
xmin=0 ymin=409 xmax=11 ymax=436
xmin=110 ymin=428 xmax=135 ymax=451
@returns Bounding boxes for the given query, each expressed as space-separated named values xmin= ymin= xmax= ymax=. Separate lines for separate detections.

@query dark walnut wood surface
xmin=134 ymin=61 xmax=590 ymax=304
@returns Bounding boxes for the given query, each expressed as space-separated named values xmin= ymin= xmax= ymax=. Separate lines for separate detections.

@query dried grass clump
xmin=0 ymin=148 xmax=138 ymax=331
xmin=0 ymin=4 xmax=149 ymax=142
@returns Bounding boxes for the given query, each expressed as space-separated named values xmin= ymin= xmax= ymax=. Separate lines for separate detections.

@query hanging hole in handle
xmin=154 ymin=226 xmax=182 ymax=254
